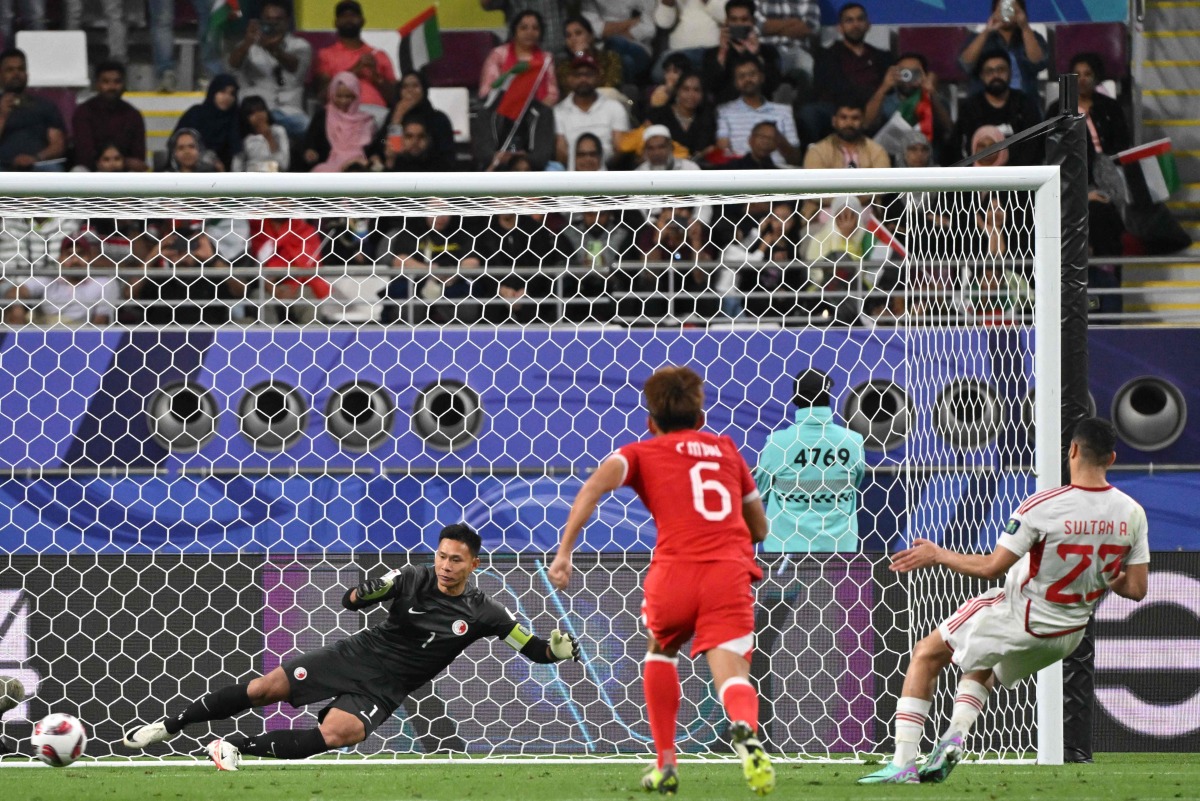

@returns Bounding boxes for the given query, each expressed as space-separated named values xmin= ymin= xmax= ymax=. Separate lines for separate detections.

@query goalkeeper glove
xmin=355 ymin=575 xmax=395 ymax=603
xmin=549 ymin=629 xmax=581 ymax=662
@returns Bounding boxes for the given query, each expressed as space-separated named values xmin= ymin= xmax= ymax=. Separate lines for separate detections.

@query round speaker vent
xmin=1111 ymin=377 xmax=1187 ymax=451
xmin=843 ymin=380 xmax=908 ymax=451
xmin=147 ymin=381 xmax=219 ymax=452
xmin=935 ymin=380 xmax=1002 ymax=450
xmin=238 ymin=381 xmax=307 ymax=451
xmin=412 ymin=379 xmax=484 ymax=452
xmin=325 ymin=381 xmax=395 ymax=453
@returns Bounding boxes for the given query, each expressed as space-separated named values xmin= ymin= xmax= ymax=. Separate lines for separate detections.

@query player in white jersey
xmin=859 ymin=417 xmax=1149 ymax=785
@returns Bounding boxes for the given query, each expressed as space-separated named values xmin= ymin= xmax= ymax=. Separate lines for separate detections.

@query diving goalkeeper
xmin=124 ymin=524 xmax=580 ymax=770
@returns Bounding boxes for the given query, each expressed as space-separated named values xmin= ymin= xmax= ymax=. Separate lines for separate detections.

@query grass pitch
xmin=8 ymin=753 xmax=1194 ymax=801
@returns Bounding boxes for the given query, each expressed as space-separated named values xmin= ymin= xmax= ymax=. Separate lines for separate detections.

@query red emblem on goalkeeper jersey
xmin=294 ymin=667 xmax=307 ymax=680
xmin=452 ymin=620 xmax=468 ymax=635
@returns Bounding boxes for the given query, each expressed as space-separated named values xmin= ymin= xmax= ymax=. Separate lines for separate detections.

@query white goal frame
xmin=0 ymin=167 xmax=1063 ymax=765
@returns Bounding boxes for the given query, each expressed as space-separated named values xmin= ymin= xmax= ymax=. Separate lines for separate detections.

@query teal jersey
xmin=753 ymin=407 xmax=866 ymax=553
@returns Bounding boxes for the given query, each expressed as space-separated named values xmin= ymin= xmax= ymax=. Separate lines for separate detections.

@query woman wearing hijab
xmin=165 ymin=128 xmax=217 ymax=173
xmin=378 ymin=71 xmax=454 ymax=171
xmin=175 ymin=74 xmax=242 ymax=171
xmin=303 ymin=71 xmax=378 ymax=172
xmin=969 ymin=125 xmax=1009 ymax=167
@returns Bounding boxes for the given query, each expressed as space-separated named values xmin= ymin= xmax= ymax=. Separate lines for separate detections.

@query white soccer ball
xmin=31 ymin=713 xmax=87 ymax=767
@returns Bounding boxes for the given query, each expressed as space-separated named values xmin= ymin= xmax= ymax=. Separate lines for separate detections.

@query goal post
xmin=0 ymin=167 xmax=1063 ymax=763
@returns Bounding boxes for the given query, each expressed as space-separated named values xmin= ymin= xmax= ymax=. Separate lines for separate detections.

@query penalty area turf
xmin=6 ymin=753 xmax=1196 ymax=801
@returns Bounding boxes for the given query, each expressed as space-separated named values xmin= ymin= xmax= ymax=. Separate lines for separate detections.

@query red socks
xmin=718 ymin=677 xmax=759 ymax=732
xmin=643 ymin=655 xmax=680 ymax=768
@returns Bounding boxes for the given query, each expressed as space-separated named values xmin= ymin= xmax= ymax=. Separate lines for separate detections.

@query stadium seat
xmin=423 ymin=31 xmax=497 ymax=88
xmin=896 ymin=26 xmax=972 ymax=84
xmin=294 ymin=30 xmax=338 ymax=82
xmin=429 ymin=87 xmax=471 ymax=144
xmin=1053 ymin=22 xmax=1129 ymax=80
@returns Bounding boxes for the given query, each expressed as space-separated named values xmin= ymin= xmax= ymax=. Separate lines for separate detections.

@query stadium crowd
xmin=0 ymin=0 xmax=1165 ymax=327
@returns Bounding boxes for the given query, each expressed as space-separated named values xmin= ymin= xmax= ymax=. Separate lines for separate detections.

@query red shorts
xmin=642 ymin=560 xmax=759 ymax=658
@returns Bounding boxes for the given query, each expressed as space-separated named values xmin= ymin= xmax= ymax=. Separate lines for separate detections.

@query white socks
xmin=946 ymin=679 xmax=989 ymax=740
xmin=893 ymin=697 xmax=931 ymax=766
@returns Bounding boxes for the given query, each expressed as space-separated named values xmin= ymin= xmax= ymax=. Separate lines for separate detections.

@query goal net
xmin=0 ymin=169 xmax=1061 ymax=763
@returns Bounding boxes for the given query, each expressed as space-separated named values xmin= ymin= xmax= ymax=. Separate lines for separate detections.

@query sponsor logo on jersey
xmin=294 ymin=667 xmax=307 ymax=681
xmin=1004 ymin=518 xmax=1021 ymax=535
xmin=452 ymin=619 xmax=468 ymax=636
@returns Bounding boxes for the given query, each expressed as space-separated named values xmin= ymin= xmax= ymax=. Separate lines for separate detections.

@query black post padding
xmin=1045 ymin=72 xmax=1095 ymax=764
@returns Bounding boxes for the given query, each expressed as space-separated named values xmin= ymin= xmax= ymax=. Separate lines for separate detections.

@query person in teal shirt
xmin=754 ymin=369 xmax=866 ymax=553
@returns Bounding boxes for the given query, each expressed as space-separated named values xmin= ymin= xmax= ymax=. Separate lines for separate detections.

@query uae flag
xmin=1116 ymin=138 xmax=1180 ymax=205
xmin=862 ymin=212 xmax=907 ymax=258
xmin=399 ymin=6 xmax=443 ymax=74
xmin=487 ymin=58 xmax=549 ymax=120
xmin=209 ymin=0 xmax=240 ymax=45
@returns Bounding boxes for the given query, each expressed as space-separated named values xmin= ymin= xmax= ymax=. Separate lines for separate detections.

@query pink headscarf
xmin=314 ymin=71 xmax=376 ymax=173
xmin=970 ymin=125 xmax=1009 ymax=167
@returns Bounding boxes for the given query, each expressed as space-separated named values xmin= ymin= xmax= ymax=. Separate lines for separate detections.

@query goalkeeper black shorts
xmin=281 ymin=644 xmax=400 ymax=736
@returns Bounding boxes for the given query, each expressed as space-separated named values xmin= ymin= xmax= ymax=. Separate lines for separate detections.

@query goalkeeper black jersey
xmin=336 ymin=565 xmax=527 ymax=696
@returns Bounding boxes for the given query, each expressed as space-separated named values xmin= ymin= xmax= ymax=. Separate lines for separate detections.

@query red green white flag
xmin=1116 ymin=138 xmax=1180 ymax=204
xmin=398 ymin=6 xmax=443 ymax=74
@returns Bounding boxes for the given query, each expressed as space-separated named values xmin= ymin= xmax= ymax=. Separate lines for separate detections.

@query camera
xmin=999 ymin=0 xmax=1017 ymax=22
xmin=898 ymin=68 xmax=919 ymax=84
xmin=729 ymin=24 xmax=752 ymax=42
xmin=259 ymin=21 xmax=278 ymax=36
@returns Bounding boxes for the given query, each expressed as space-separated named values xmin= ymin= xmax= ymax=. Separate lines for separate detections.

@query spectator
xmin=71 ymin=60 xmax=147 ymax=172
xmin=716 ymin=55 xmax=800 ymax=166
xmin=554 ymin=54 xmax=630 ymax=168
xmin=801 ymin=102 xmax=890 ymax=216
xmin=247 ymin=217 xmax=327 ymax=324
xmin=645 ymin=70 xmax=718 ymax=162
xmin=638 ymin=124 xmax=700 ymax=172
xmin=647 ymin=51 xmax=692 ymax=109
xmin=0 ymin=216 xmax=81 ymax=315
xmin=148 ymin=0 xmax=220 ymax=91
xmin=799 ymin=2 xmax=892 ymax=147
xmin=1055 ymin=52 xmax=1130 ymax=317
xmin=970 ymin=124 xmax=1009 ymax=167
xmin=725 ymin=120 xmax=784 ymax=169
xmin=557 ymin=15 xmax=623 ymax=92
xmin=570 ymin=131 xmax=606 ymax=172
xmin=480 ymin=0 xmax=570 ymax=56
xmin=717 ymin=199 xmax=800 ymax=317
xmin=135 ymin=224 xmax=245 ymax=326
xmin=1052 ymin=51 xmax=1129 ymax=162
xmin=315 ymin=0 xmax=397 ymax=126
xmin=556 ymin=204 xmax=632 ymax=322
xmin=93 ymin=142 xmax=127 ymax=172
xmin=165 ymin=128 xmax=216 ymax=173
xmin=473 ymin=212 xmax=557 ymax=324
xmin=959 ymin=0 xmax=1048 ymax=100
xmin=580 ymin=0 xmax=656 ymax=83
xmin=65 ymin=0 xmax=127 ymax=65
xmin=803 ymin=195 xmax=867 ymax=264
xmin=864 ymin=52 xmax=953 ymax=161
xmin=954 ymin=49 xmax=1041 ymax=165
xmin=702 ymin=0 xmax=783 ymax=104
xmin=758 ymin=0 xmax=821 ymax=81
xmin=228 ymin=0 xmax=313 ymax=139
xmin=321 ymin=217 xmax=386 ymax=324
xmin=11 ymin=235 xmax=119 ymax=326
xmin=379 ymin=215 xmax=479 ymax=325
xmin=175 ymin=75 xmax=242 ymax=171
xmin=384 ymin=118 xmax=452 ymax=172
xmin=961 ymin=257 xmax=1030 ymax=325
xmin=304 ymin=72 xmax=377 ymax=173
xmin=480 ymin=10 xmax=560 ymax=109
xmin=893 ymin=128 xmax=934 ymax=168
xmin=755 ymin=367 xmax=865 ymax=551
xmin=0 ymin=48 xmax=65 ymax=171
xmin=0 ymin=0 xmax=42 ymax=44
xmin=653 ymin=0 xmax=728 ymax=77
xmin=233 ymin=95 xmax=289 ymax=172
xmin=631 ymin=207 xmax=716 ymax=321
xmin=380 ymin=71 xmax=455 ymax=171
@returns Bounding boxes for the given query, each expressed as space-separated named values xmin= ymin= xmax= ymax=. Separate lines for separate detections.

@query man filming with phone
xmin=702 ymin=0 xmax=782 ymax=103
xmin=229 ymin=0 xmax=314 ymax=138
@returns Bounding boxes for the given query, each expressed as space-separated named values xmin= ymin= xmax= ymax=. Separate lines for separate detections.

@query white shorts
xmin=937 ymin=588 xmax=1085 ymax=689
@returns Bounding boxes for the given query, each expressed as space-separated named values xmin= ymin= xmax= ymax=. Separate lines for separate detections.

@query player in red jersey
xmin=549 ymin=365 xmax=774 ymax=796
xmin=859 ymin=417 xmax=1149 ymax=784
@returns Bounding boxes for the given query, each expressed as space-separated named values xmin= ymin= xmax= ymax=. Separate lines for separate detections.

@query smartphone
xmin=729 ymin=24 xmax=752 ymax=42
